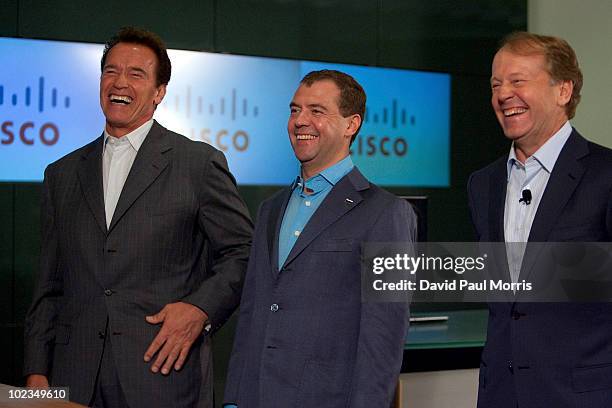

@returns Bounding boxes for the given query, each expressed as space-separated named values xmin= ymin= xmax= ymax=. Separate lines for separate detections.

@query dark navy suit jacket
xmin=224 ymin=167 xmax=416 ymax=407
xmin=468 ymin=129 xmax=612 ymax=408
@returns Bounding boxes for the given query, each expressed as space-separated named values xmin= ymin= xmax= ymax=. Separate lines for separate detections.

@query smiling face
xmin=288 ymin=80 xmax=361 ymax=179
xmin=491 ymin=49 xmax=572 ymax=161
xmin=100 ymin=42 xmax=166 ymax=137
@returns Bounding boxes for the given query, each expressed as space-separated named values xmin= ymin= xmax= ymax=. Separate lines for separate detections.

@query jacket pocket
xmin=572 ymin=363 xmax=612 ymax=392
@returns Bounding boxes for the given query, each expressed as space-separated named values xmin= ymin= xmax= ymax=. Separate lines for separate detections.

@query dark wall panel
xmin=19 ymin=0 xmax=215 ymax=50
xmin=0 ymin=0 xmax=18 ymax=37
xmin=0 ymin=185 xmax=14 ymax=324
xmin=379 ymin=0 xmax=526 ymax=75
xmin=12 ymin=184 xmax=41 ymax=385
xmin=216 ymin=0 xmax=378 ymax=65
xmin=0 ymin=184 xmax=14 ymax=384
xmin=14 ymin=184 xmax=41 ymax=321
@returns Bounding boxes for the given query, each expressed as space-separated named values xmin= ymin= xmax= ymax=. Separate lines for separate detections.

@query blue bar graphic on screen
xmin=0 ymin=37 xmax=450 ymax=186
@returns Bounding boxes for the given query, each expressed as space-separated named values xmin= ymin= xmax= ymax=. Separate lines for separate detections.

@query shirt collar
xmin=506 ymin=121 xmax=572 ymax=179
xmin=103 ymin=119 xmax=154 ymax=152
xmin=292 ymin=155 xmax=354 ymax=194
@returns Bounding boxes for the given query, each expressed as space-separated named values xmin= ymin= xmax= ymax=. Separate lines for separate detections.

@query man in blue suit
xmin=468 ymin=32 xmax=612 ymax=407
xmin=223 ymin=70 xmax=416 ymax=407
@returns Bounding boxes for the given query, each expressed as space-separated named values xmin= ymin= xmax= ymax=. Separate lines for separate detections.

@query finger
xmin=146 ymin=309 xmax=167 ymax=324
xmin=174 ymin=342 xmax=192 ymax=371
xmin=151 ymin=338 xmax=176 ymax=374
xmin=144 ymin=332 xmax=167 ymax=362
xmin=161 ymin=341 xmax=184 ymax=375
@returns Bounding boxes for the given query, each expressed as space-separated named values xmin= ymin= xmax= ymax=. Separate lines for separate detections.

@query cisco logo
xmin=351 ymin=98 xmax=414 ymax=158
xmin=161 ymin=87 xmax=259 ymax=154
xmin=0 ymin=76 xmax=70 ymax=146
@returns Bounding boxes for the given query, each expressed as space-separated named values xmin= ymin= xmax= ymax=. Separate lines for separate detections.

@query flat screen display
xmin=0 ymin=37 xmax=450 ymax=186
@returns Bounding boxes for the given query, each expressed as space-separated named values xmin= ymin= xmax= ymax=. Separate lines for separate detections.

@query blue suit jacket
xmin=224 ymin=167 xmax=416 ymax=407
xmin=468 ymin=129 xmax=612 ymax=408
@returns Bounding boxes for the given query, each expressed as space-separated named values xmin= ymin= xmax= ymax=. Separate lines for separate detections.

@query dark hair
xmin=101 ymin=27 xmax=171 ymax=87
xmin=300 ymin=70 xmax=366 ymax=143
xmin=499 ymin=31 xmax=582 ymax=119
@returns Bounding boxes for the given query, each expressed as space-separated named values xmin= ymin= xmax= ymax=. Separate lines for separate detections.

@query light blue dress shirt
xmin=278 ymin=155 xmax=354 ymax=269
xmin=503 ymin=120 xmax=572 ymax=282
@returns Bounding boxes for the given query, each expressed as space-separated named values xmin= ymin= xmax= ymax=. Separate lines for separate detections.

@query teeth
xmin=503 ymin=107 xmax=527 ymax=117
xmin=296 ymin=134 xmax=317 ymax=140
xmin=110 ymin=94 xmax=132 ymax=104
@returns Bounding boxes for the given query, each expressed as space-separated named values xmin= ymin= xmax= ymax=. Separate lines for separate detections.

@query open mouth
xmin=110 ymin=94 xmax=133 ymax=105
xmin=296 ymin=134 xmax=317 ymax=140
xmin=503 ymin=107 xmax=527 ymax=117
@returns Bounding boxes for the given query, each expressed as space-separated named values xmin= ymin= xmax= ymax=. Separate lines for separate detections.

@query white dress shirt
xmin=103 ymin=119 xmax=154 ymax=227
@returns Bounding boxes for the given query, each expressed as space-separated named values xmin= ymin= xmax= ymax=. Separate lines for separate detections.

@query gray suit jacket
xmin=224 ymin=168 xmax=415 ymax=407
xmin=24 ymin=121 xmax=253 ymax=407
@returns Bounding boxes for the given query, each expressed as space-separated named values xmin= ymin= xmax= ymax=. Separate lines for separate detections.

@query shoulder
xmin=468 ymin=155 xmax=506 ymax=191
xmin=585 ymin=140 xmax=612 ymax=169
xmin=258 ymin=187 xmax=291 ymax=214
xmin=158 ymin=124 xmax=220 ymax=158
xmin=45 ymin=137 xmax=100 ymax=176
xmin=351 ymin=170 xmax=415 ymax=220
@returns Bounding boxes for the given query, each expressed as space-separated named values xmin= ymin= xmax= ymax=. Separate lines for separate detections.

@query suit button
xmin=98 ymin=331 xmax=106 ymax=339
xmin=104 ymin=289 xmax=113 ymax=296
xmin=270 ymin=303 xmax=279 ymax=312
xmin=508 ymin=360 xmax=513 ymax=373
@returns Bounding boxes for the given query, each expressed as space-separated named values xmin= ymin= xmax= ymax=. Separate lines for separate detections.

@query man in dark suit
xmin=23 ymin=27 xmax=253 ymax=408
xmin=468 ymin=32 xmax=612 ymax=407
xmin=223 ymin=70 xmax=416 ymax=408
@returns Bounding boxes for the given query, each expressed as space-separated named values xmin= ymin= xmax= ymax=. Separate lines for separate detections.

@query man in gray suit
xmin=23 ymin=27 xmax=253 ymax=408
xmin=223 ymin=70 xmax=415 ymax=407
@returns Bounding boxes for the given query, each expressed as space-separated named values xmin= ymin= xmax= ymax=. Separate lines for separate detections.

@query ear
xmin=154 ymin=84 xmax=167 ymax=106
xmin=557 ymin=80 xmax=573 ymax=107
xmin=344 ymin=114 xmax=362 ymax=141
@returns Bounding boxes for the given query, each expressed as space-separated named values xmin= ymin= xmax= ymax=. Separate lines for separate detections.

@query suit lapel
xmin=527 ymin=130 xmax=587 ymax=242
xmin=77 ymin=136 xmax=107 ymax=235
xmin=267 ymin=188 xmax=291 ymax=276
xmin=520 ymin=130 xmax=588 ymax=281
xmin=108 ymin=121 xmax=171 ymax=232
xmin=280 ymin=168 xmax=368 ymax=271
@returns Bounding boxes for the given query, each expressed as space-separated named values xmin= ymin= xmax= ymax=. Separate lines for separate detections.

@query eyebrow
xmin=307 ymin=103 xmax=327 ymax=111
xmin=128 ymin=66 xmax=148 ymax=76
xmin=103 ymin=64 xmax=148 ymax=76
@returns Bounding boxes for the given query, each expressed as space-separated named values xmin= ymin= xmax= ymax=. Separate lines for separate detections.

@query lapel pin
xmin=345 ymin=198 xmax=354 ymax=204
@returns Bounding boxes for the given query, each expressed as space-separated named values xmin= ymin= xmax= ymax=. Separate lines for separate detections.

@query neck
xmin=300 ymin=154 xmax=349 ymax=180
xmin=513 ymin=118 xmax=567 ymax=163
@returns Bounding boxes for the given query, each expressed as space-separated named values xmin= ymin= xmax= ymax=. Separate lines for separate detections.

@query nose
xmin=293 ymin=110 xmax=310 ymax=127
xmin=496 ymin=82 xmax=514 ymax=101
xmin=112 ymin=72 xmax=129 ymax=89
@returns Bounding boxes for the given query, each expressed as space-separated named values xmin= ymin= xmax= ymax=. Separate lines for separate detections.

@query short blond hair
xmin=500 ymin=32 xmax=583 ymax=119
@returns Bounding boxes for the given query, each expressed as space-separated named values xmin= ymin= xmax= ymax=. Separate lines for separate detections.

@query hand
xmin=144 ymin=302 xmax=208 ymax=375
xmin=26 ymin=374 xmax=49 ymax=388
